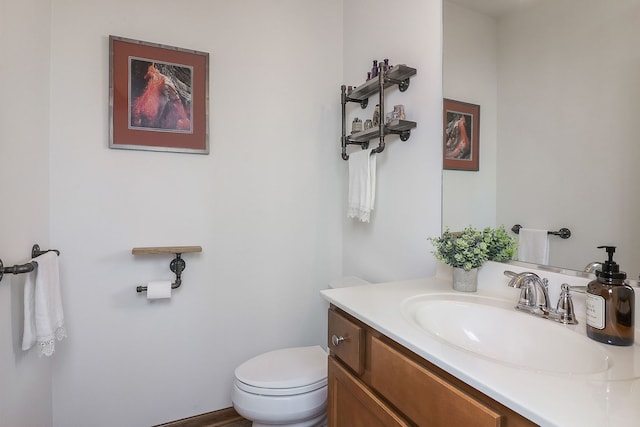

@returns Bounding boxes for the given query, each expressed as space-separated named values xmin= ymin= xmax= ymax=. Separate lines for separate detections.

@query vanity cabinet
xmin=327 ymin=305 xmax=538 ymax=427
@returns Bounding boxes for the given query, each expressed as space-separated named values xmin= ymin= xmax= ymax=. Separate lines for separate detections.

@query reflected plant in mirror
xmin=483 ymin=225 xmax=517 ymax=263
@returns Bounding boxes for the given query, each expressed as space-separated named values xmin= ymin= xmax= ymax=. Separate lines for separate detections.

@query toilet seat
xmin=235 ymin=378 xmax=327 ymax=396
xmin=234 ymin=346 xmax=327 ymax=396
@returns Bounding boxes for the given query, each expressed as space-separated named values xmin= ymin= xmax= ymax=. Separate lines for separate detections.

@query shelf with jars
xmin=341 ymin=63 xmax=417 ymax=160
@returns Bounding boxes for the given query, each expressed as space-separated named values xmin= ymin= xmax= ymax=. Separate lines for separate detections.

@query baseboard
xmin=153 ymin=407 xmax=249 ymax=427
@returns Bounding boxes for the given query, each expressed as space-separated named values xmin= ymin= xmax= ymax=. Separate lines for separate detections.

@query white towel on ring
xmin=22 ymin=251 xmax=67 ymax=356
xmin=517 ymin=228 xmax=550 ymax=264
xmin=347 ymin=148 xmax=376 ymax=222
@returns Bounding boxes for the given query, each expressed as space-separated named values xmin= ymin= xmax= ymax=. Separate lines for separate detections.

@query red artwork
xmin=443 ymin=99 xmax=480 ymax=171
xmin=131 ymin=64 xmax=192 ymax=131
xmin=445 ymin=114 xmax=470 ymax=160
xmin=109 ymin=36 xmax=209 ymax=154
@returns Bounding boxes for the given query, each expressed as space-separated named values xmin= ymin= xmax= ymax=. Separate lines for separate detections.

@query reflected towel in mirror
xmin=517 ymin=228 xmax=550 ymax=264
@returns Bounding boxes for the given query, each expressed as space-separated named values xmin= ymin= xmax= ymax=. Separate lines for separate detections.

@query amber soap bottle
xmin=586 ymin=246 xmax=634 ymax=346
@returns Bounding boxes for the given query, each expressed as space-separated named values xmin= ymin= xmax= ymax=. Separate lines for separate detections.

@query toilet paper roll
xmin=146 ymin=281 xmax=172 ymax=299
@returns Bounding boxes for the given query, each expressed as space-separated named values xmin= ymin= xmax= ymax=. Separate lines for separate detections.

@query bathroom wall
xmin=0 ymin=0 xmax=53 ymax=426
xmin=1 ymin=0 xmax=444 ymax=425
xmin=341 ymin=0 xmax=443 ymax=283
xmin=48 ymin=0 xmax=343 ymax=425
xmin=442 ymin=1 xmax=498 ymax=231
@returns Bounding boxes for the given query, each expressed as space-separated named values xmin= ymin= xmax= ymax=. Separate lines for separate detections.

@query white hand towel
xmin=518 ymin=228 xmax=550 ymax=264
xmin=22 ymin=251 xmax=67 ymax=356
xmin=347 ymin=148 xmax=377 ymax=222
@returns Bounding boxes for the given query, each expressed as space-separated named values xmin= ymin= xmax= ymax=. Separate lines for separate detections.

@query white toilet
xmin=232 ymin=276 xmax=369 ymax=427
xmin=232 ymin=346 xmax=328 ymax=427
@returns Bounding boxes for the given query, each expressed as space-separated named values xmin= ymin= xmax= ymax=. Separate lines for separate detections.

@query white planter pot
xmin=452 ymin=267 xmax=479 ymax=292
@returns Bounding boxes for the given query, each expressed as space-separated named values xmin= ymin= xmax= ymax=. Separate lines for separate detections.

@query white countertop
xmin=321 ymin=262 xmax=640 ymax=427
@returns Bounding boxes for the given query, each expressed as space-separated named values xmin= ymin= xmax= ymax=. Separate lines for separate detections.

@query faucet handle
xmin=505 ymin=271 xmax=545 ymax=309
xmin=555 ymin=283 xmax=578 ymax=324
xmin=504 ymin=270 xmax=525 ymax=287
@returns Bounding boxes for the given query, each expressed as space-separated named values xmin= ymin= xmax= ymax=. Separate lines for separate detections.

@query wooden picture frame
xmin=443 ymin=99 xmax=480 ymax=171
xmin=109 ymin=36 xmax=209 ymax=154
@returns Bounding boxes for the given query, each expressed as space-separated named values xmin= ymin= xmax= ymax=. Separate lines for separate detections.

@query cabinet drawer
xmin=328 ymin=309 xmax=365 ymax=375
xmin=370 ymin=336 xmax=503 ymax=427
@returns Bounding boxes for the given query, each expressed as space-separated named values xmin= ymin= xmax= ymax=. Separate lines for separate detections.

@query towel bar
xmin=0 ymin=244 xmax=61 ymax=283
xmin=511 ymin=224 xmax=571 ymax=239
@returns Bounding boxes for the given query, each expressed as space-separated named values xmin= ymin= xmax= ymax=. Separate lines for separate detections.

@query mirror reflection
xmin=442 ymin=0 xmax=640 ymax=278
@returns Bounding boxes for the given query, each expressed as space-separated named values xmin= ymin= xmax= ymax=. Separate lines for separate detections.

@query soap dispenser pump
xmin=586 ymin=246 xmax=634 ymax=346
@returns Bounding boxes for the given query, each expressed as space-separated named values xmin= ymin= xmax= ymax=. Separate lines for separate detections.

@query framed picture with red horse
xmin=443 ymin=99 xmax=480 ymax=171
xmin=109 ymin=36 xmax=209 ymax=154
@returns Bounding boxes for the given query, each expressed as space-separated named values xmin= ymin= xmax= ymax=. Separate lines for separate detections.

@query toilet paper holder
xmin=132 ymin=246 xmax=202 ymax=293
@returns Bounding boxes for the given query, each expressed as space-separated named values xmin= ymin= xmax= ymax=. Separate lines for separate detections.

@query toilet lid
xmin=235 ymin=346 xmax=327 ymax=390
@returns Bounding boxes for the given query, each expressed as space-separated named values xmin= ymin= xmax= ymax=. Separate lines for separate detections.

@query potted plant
xmin=430 ymin=226 xmax=517 ymax=292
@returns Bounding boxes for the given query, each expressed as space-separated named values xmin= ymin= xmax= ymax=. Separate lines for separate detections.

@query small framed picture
xmin=443 ymin=99 xmax=480 ymax=171
xmin=109 ymin=36 xmax=209 ymax=154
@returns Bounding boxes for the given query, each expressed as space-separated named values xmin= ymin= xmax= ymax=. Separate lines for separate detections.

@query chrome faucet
xmin=504 ymin=271 xmax=578 ymax=324
xmin=504 ymin=271 xmax=551 ymax=313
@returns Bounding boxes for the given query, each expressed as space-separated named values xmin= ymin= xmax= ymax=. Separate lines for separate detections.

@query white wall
xmin=48 ymin=1 xmax=343 ymax=425
xmin=341 ymin=0 xmax=443 ymax=282
xmin=2 ymin=0 xmax=445 ymax=425
xmin=496 ymin=0 xmax=640 ymax=276
xmin=442 ymin=1 xmax=498 ymax=231
xmin=0 ymin=0 xmax=53 ymax=426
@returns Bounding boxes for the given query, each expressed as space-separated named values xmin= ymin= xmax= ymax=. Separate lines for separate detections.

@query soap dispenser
xmin=586 ymin=246 xmax=634 ymax=346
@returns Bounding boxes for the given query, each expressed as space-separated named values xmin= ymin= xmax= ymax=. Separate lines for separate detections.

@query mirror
xmin=442 ymin=0 xmax=640 ymax=278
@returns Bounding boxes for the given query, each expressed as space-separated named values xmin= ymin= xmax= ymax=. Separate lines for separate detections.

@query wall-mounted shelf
xmin=341 ymin=62 xmax=417 ymax=160
xmin=346 ymin=65 xmax=417 ymax=108
xmin=347 ymin=119 xmax=417 ymax=143
xmin=132 ymin=246 xmax=202 ymax=255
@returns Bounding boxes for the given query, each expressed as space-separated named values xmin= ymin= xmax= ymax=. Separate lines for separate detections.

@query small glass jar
xmin=351 ymin=117 xmax=363 ymax=134
xmin=372 ymin=105 xmax=380 ymax=127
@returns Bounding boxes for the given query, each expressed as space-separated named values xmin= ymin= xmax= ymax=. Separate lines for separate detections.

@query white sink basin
xmin=402 ymin=293 xmax=611 ymax=375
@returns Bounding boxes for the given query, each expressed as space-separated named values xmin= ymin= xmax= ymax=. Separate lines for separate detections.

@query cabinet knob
xmin=331 ymin=334 xmax=346 ymax=346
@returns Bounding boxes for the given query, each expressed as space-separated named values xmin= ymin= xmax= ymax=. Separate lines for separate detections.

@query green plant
xmin=483 ymin=225 xmax=518 ymax=262
xmin=429 ymin=225 xmax=518 ymax=270
xmin=429 ymin=226 xmax=489 ymax=271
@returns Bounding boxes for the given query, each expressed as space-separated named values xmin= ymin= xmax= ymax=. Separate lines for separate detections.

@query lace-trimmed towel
xmin=22 ymin=251 xmax=67 ymax=357
xmin=347 ymin=148 xmax=377 ymax=222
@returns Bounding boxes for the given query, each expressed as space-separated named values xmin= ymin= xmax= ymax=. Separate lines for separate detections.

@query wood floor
xmin=220 ymin=421 xmax=251 ymax=427
xmin=153 ymin=407 xmax=251 ymax=427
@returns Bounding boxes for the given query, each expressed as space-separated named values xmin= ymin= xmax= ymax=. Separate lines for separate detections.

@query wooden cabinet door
xmin=370 ymin=336 xmax=503 ymax=427
xmin=327 ymin=356 xmax=410 ymax=427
